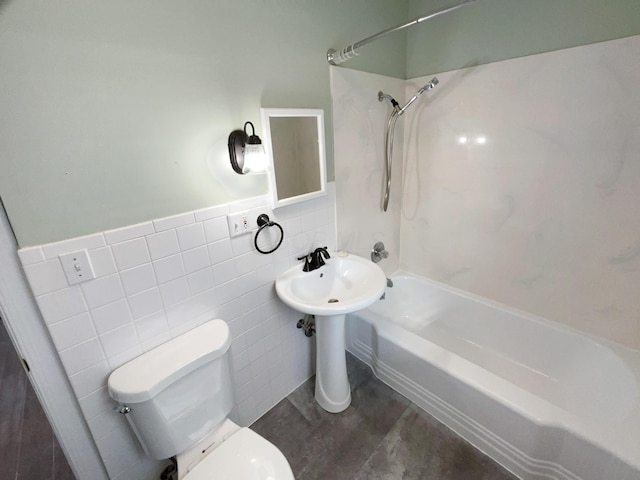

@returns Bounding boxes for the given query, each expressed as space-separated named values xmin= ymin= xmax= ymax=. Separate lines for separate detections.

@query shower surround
xmin=332 ymin=32 xmax=640 ymax=480
xmin=333 ymin=34 xmax=640 ymax=351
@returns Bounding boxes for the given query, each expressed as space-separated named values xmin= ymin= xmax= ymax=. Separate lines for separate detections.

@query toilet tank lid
xmin=107 ymin=319 xmax=231 ymax=404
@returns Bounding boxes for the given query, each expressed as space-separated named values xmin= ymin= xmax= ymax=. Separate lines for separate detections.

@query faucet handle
xmin=297 ymin=254 xmax=311 ymax=272
xmin=371 ymin=242 xmax=389 ymax=263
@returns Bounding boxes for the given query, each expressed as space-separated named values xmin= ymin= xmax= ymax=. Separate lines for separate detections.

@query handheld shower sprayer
xmin=377 ymin=77 xmax=439 ymax=212
xmin=398 ymin=77 xmax=439 ymax=115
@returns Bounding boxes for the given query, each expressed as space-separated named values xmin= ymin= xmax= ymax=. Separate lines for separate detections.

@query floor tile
xmin=251 ymin=398 xmax=317 ymax=474
xmin=251 ymin=353 xmax=519 ymax=480
xmin=0 ymin=319 xmax=76 ymax=480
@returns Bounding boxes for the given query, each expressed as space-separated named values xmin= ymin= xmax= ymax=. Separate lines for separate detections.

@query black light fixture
xmin=228 ymin=121 xmax=267 ymax=175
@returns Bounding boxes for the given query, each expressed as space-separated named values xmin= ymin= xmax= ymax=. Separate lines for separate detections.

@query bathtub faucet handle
xmin=371 ymin=242 xmax=389 ymax=263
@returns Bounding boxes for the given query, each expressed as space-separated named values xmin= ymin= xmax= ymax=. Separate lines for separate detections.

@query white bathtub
xmin=346 ymin=272 xmax=640 ymax=480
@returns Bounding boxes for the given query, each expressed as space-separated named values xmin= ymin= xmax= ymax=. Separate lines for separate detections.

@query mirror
xmin=261 ymin=108 xmax=327 ymax=207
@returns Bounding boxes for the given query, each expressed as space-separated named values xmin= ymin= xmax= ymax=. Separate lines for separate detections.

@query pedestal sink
xmin=275 ymin=252 xmax=386 ymax=413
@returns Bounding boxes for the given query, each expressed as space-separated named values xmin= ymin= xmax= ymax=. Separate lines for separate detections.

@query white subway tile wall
xmin=19 ymin=186 xmax=337 ymax=480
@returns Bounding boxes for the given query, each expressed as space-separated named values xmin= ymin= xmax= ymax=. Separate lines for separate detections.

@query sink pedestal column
xmin=314 ymin=314 xmax=351 ymax=413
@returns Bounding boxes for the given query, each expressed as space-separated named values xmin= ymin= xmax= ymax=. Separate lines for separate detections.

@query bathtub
xmin=346 ymin=272 xmax=640 ymax=480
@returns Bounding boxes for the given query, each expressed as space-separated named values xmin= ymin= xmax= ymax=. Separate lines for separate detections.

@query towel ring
xmin=254 ymin=214 xmax=284 ymax=254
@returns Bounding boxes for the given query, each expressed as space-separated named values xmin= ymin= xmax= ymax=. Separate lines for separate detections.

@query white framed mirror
xmin=260 ymin=108 xmax=327 ymax=208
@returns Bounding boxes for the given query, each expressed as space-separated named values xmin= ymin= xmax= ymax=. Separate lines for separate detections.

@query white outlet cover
xmin=227 ymin=208 xmax=276 ymax=238
xmin=227 ymin=212 xmax=250 ymax=238
xmin=59 ymin=249 xmax=96 ymax=285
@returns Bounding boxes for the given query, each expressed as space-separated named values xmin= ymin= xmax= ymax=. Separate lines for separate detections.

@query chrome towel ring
xmin=254 ymin=214 xmax=284 ymax=254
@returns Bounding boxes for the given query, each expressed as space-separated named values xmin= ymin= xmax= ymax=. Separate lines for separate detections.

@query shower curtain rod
xmin=327 ymin=0 xmax=479 ymax=65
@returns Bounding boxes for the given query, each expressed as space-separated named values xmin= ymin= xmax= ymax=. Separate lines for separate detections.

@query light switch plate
xmin=59 ymin=249 xmax=96 ymax=285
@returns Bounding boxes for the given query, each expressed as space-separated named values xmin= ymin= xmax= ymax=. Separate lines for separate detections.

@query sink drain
xmin=328 ymin=298 xmax=339 ymax=303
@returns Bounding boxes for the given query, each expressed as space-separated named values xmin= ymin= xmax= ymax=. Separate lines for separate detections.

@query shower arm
xmin=327 ymin=0 xmax=479 ymax=65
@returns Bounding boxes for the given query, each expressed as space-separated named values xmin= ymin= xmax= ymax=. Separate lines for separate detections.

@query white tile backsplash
xmin=146 ymin=230 xmax=180 ymax=260
xmin=203 ymin=216 xmax=229 ymax=243
xmin=211 ymin=260 xmax=236 ymax=286
xmin=153 ymin=212 xmax=195 ymax=232
xmin=152 ymin=254 xmax=185 ymax=284
xmin=18 ymin=188 xmax=336 ymax=479
xmin=106 ymin=343 xmax=144 ymax=371
xmin=59 ymin=338 xmax=105 ymax=375
xmin=37 ymin=286 xmax=87 ymax=324
xmin=89 ymin=247 xmax=117 ymax=278
xmin=134 ymin=310 xmax=170 ymax=343
xmin=42 ymin=233 xmax=106 ymax=260
xmin=208 ymin=238 xmax=233 ymax=265
xmin=48 ymin=312 xmax=96 ymax=351
xmin=23 ymin=258 xmax=69 ymax=296
xmin=181 ymin=245 xmax=210 ymax=274
xmin=194 ymin=203 xmax=229 ymax=221
xmin=78 ymin=387 xmax=113 ymax=421
xmin=81 ymin=274 xmax=125 ymax=309
xmin=68 ymin=360 xmax=111 ymax=398
xmin=17 ymin=246 xmax=45 ymax=265
xmin=111 ymin=238 xmax=151 ymax=271
xmin=176 ymin=223 xmax=206 ymax=251
xmin=99 ymin=324 xmax=138 ymax=358
xmin=186 ymin=267 xmax=214 ymax=295
xmin=104 ymin=222 xmax=155 ymax=245
xmin=91 ymin=299 xmax=133 ymax=335
xmin=119 ymin=263 xmax=157 ymax=296
xmin=158 ymin=277 xmax=190 ymax=307
xmin=128 ymin=287 xmax=163 ymax=320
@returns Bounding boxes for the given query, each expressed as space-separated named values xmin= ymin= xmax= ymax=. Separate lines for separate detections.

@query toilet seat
xmin=184 ymin=427 xmax=294 ymax=480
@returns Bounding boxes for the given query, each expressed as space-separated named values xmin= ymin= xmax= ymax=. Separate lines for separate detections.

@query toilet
xmin=107 ymin=319 xmax=294 ymax=480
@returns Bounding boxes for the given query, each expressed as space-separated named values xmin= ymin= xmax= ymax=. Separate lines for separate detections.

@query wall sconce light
xmin=228 ymin=121 xmax=267 ymax=174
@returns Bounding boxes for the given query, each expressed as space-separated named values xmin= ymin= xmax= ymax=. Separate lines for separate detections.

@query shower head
xmin=398 ymin=76 xmax=439 ymax=115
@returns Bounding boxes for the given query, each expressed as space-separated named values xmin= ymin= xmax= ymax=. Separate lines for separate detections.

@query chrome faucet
xmin=298 ymin=247 xmax=330 ymax=272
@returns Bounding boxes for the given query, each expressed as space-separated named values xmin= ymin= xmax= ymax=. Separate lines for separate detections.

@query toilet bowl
xmin=107 ymin=319 xmax=294 ymax=480
xmin=179 ymin=421 xmax=293 ymax=480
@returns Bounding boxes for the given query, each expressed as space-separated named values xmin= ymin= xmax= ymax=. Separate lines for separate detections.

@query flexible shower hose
xmin=383 ymin=108 xmax=400 ymax=212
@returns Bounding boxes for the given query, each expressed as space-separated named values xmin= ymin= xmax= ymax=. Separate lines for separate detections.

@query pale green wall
xmin=8 ymin=0 xmax=636 ymax=246
xmin=407 ymin=0 xmax=640 ymax=78
xmin=0 ymin=0 xmax=408 ymax=246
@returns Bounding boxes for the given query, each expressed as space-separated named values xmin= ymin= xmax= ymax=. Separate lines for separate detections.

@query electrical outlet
xmin=227 ymin=212 xmax=252 ymax=237
xmin=227 ymin=208 xmax=275 ymax=238
xmin=59 ymin=249 xmax=96 ymax=285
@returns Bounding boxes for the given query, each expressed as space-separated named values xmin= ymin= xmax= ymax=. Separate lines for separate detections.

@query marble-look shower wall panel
xmin=401 ymin=35 xmax=640 ymax=349
xmin=331 ymin=67 xmax=406 ymax=276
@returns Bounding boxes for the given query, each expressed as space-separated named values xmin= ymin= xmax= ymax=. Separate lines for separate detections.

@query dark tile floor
xmin=252 ymin=353 xmax=519 ymax=480
xmin=0 ymin=317 xmax=75 ymax=480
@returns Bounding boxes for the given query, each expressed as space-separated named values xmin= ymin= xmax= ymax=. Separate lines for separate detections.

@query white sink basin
xmin=275 ymin=252 xmax=386 ymax=316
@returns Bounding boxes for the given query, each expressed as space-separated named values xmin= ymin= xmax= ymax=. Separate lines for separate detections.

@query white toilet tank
xmin=108 ymin=320 xmax=234 ymax=460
